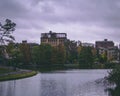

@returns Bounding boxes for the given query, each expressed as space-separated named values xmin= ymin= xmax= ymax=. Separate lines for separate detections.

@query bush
xmin=106 ymin=65 xmax=120 ymax=86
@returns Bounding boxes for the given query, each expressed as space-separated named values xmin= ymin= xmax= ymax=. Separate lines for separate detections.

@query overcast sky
xmin=0 ymin=0 xmax=120 ymax=44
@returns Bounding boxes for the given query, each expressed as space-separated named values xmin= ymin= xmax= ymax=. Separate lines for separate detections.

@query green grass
xmin=0 ymin=71 xmax=37 ymax=81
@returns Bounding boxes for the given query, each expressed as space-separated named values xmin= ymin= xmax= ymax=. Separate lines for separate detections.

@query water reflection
xmin=40 ymin=79 xmax=67 ymax=96
xmin=39 ymin=70 xmax=108 ymax=96
xmin=0 ymin=81 xmax=15 ymax=96
xmin=0 ymin=70 xmax=109 ymax=96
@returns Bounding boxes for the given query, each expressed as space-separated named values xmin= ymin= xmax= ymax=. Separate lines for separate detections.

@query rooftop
xmin=41 ymin=31 xmax=67 ymax=39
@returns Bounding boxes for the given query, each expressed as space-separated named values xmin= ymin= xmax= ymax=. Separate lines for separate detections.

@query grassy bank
xmin=0 ymin=67 xmax=37 ymax=81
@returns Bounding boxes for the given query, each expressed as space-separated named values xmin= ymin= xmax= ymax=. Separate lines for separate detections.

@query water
xmin=0 ymin=69 xmax=109 ymax=96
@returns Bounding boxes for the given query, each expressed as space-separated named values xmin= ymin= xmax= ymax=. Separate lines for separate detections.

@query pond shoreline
xmin=0 ymin=67 xmax=37 ymax=81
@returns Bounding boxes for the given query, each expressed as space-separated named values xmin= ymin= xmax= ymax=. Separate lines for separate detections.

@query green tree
xmin=6 ymin=43 xmax=24 ymax=68
xmin=106 ymin=65 xmax=120 ymax=86
xmin=51 ymin=44 xmax=66 ymax=65
xmin=0 ymin=19 xmax=16 ymax=64
xmin=10 ymin=48 xmax=23 ymax=70
xmin=39 ymin=44 xmax=52 ymax=65
xmin=32 ymin=46 xmax=40 ymax=65
xmin=64 ymin=40 xmax=78 ymax=64
xmin=78 ymin=46 xmax=94 ymax=68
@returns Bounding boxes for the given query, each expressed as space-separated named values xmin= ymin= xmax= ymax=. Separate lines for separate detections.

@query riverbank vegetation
xmin=105 ymin=65 xmax=120 ymax=96
xmin=107 ymin=65 xmax=120 ymax=86
xmin=1 ymin=42 xmax=119 ymax=70
xmin=0 ymin=19 xmax=119 ymax=71
xmin=0 ymin=43 xmax=119 ymax=72
xmin=0 ymin=67 xmax=37 ymax=81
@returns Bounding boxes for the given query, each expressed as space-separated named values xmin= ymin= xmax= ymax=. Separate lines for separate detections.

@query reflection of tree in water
xmin=106 ymin=86 xmax=120 ymax=96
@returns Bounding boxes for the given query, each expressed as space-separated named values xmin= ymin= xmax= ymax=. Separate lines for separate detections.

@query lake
xmin=0 ymin=69 xmax=109 ymax=96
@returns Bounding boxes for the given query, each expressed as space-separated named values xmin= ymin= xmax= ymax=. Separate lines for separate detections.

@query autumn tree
xmin=56 ymin=44 xmax=66 ymax=64
xmin=20 ymin=41 xmax=31 ymax=66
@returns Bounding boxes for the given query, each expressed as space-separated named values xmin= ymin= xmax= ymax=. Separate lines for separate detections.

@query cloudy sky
xmin=0 ymin=0 xmax=120 ymax=44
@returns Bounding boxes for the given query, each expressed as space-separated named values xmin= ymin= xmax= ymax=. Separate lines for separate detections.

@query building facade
xmin=98 ymin=47 xmax=118 ymax=61
xmin=95 ymin=39 xmax=119 ymax=61
xmin=82 ymin=42 xmax=94 ymax=47
xmin=95 ymin=39 xmax=114 ymax=49
xmin=41 ymin=31 xmax=67 ymax=46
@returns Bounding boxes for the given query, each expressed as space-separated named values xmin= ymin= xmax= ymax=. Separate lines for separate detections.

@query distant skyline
xmin=0 ymin=0 xmax=120 ymax=45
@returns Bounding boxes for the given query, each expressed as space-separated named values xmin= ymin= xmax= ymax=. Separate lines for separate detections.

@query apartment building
xmin=95 ymin=39 xmax=119 ymax=61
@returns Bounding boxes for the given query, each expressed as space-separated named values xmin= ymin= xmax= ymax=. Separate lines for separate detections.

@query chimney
xmin=104 ymin=39 xmax=108 ymax=41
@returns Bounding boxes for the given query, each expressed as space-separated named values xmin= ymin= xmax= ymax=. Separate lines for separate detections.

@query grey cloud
xmin=0 ymin=0 xmax=120 ymax=43
xmin=0 ymin=0 xmax=28 ymax=18
xmin=28 ymin=0 xmax=120 ymax=30
xmin=44 ymin=0 xmax=120 ymax=25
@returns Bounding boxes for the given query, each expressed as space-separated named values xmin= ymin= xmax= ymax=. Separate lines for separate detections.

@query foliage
xmin=39 ymin=44 xmax=52 ymax=65
xmin=78 ymin=46 xmax=94 ymax=68
xmin=64 ymin=40 xmax=78 ymax=64
xmin=20 ymin=42 xmax=31 ymax=65
xmin=0 ymin=19 xmax=16 ymax=44
xmin=0 ymin=19 xmax=16 ymax=64
xmin=32 ymin=46 xmax=40 ymax=65
xmin=107 ymin=86 xmax=120 ymax=96
xmin=106 ymin=65 xmax=120 ymax=86
xmin=32 ymin=44 xmax=53 ymax=66
xmin=5 ymin=43 xmax=24 ymax=69
xmin=32 ymin=44 xmax=66 ymax=68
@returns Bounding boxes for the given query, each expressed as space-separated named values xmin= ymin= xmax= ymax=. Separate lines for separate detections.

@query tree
xmin=78 ymin=46 xmax=94 ymax=68
xmin=51 ymin=44 xmax=66 ymax=65
xmin=10 ymin=47 xmax=23 ymax=70
xmin=32 ymin=46 xmax=40 ymax=65
xmin=32 ymin=44 xmax=53 ymax=66
xmin=0 ymin=19 xmax=16 ymax=64
xmin=39 ymin=44 xmax=52 ymax=65
xmin=6 ymin=43 xmax=24 ymax=69
xmin=57 ymin=44 xmax=66 ymax=64
xmin=20 ymin=42 xmax=31 ymax=65
xmin=106 ymin=65 xmax=120 ymax=86
xmin=64 ymin=40 xmax=78 ymax=64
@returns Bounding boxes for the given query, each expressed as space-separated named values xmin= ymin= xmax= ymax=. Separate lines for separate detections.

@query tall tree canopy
xmin=0 ymin=19 xmax=16 ymax=45
xmin=0 ymin=19 xmax=16 ymax=59
xmin=78 ymin=46 xmax=94 ymax=68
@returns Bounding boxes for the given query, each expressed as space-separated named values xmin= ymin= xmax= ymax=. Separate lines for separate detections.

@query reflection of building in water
xmin=41 ymin=31 xmax=67 ymax=46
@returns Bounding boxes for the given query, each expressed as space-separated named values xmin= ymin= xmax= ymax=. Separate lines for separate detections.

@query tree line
xmin=1 ymin=41 xmax=108 ymax=69
xmin=0 ymin=19 xmax=118 ymax=70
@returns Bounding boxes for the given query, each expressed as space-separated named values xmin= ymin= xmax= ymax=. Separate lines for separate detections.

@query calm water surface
xmin=0 ymin=69 xmax=109 ymax=96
